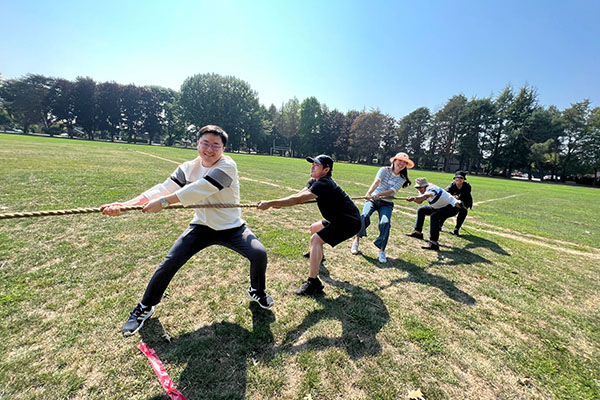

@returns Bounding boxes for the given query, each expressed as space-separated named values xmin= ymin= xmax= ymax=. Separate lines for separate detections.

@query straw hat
xmin=389 ymin=152 xmax=415 ymax=169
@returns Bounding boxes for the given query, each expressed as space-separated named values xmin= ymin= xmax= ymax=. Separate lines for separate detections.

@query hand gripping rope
xmin=0 ymin=197 xmax=402 ymax=220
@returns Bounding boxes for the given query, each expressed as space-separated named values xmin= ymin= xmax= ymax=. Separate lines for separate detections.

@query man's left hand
xmin=143 ymin=199 xmax=163 ymax=213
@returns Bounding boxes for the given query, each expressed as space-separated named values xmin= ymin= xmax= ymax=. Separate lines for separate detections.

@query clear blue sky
xmin=2 ymin=0 xmax=598 ymax=119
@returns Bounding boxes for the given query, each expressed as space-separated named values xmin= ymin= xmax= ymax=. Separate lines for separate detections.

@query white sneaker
xmin=378 ymin=250 xmax=386 ymax=263
xmin=351 ymin=238 xmax=360 ymax=255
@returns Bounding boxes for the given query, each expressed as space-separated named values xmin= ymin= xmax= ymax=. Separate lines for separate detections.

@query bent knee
xmin=249 ymin=247 xmax=268 ymax=265
xmin=310 ymin=232 xmax=324 ymax=246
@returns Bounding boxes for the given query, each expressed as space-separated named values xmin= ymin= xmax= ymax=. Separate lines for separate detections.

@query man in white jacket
xmin=102 ymin=125 xmax=273 ymax=337
xmin=405 ymin=177 xmax=464 ymax=251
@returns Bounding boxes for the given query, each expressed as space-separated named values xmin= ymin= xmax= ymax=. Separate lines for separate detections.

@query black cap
xmin=454 ymin=171 xmax=466 ymax=180
xmin=306 ymin=154 xmax=334 ymax=170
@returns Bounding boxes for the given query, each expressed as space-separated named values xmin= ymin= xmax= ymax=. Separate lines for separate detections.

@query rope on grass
xmin=0 ymin=197 xmax=402 ymax=220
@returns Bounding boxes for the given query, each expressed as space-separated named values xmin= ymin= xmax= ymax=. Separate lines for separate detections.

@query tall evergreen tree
xmin=400 ymin=107 xmax=431 ymax=168
xmin=73 ymin=77 xmax=97 ymax=140
xmin=484 ymin=85 xmax=514 ymax=175
xmin=297 ymin=96 xmax=323 ymax=156
xmin=0 ymin=74 xmax=53 ymax=134
xmin=560 ymin=99 xmax=591 ymax=180
xmin=47 ymin=78 xmax=76 ymax=137
xmin=96 ymin=81 xmax=122 ymax=141
xmin=349 ymin=110 xmax=385 ymax=164
xmin=431 ymin=94 xmax=468 ymax=171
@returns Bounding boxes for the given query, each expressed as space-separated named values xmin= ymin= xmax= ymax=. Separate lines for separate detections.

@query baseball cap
xmin=454 ymin=171 xmax=466 ymax=180
xmin=306 ymin=154 xmax=334 ymax=170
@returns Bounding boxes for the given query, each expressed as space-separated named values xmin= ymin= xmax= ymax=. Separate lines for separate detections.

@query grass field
xmin=1 ymin=133 xmax=599 ymax=400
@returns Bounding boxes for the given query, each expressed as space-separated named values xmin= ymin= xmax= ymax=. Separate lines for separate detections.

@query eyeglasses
xmin=200 ymin=141 xmax=223 ymax=151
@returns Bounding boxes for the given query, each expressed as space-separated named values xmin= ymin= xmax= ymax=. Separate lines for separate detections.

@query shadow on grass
xmin=139 ymin=302 xmax=275 ymax=400
xmin=429 ymin=244 xmax=493 ymax=267
xmin=136 ymin=264 xmax=390 ymax=398
xmin=280 ymin=265 xmax=390 ymax=360
xmin=457 ymin=230 xmax=511 ymax=256
xmin=367 ymin=255 xmax=477 ymax=305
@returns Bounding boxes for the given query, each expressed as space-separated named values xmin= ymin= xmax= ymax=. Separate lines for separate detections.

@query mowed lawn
xmin=0 ymin=133 xmax=599 ymax=400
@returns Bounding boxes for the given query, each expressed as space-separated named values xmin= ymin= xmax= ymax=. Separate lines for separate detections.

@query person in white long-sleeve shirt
xmin=101 ymin=125 xmax=273 ymax=337
xmin=405 ymin=177 xmax=464 ymax=251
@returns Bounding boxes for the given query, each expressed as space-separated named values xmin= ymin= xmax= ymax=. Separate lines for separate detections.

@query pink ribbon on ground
xmin=138 ymin=342 xmax=186 ymax=400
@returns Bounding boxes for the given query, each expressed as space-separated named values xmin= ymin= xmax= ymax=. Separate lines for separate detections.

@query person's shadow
xmin=140 ymin=302 xmax=275 ymax=400
xmin=280 ymin=265 xmax=390 ymax=360
xmin=365 ymin=255 xmax=477 ymax=305
xmin=458 ymin=231 xmax=511 ymax=256
xmin=429 ymin=244 xmax=493 ymax=268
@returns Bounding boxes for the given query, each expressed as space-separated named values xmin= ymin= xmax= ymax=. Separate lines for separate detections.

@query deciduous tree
xmin=180 ymin=73 xmax=262 ymax=151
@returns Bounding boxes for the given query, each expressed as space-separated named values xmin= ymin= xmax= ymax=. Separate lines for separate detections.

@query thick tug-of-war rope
xmin=0 ymin=197 xmax=400 ymax=220
xmin=0 ymin=203 xmax=258 ymax=220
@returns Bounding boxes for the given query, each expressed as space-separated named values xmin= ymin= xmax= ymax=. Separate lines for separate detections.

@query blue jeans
xmin=357 ymin=200 xmax=394 ymax=251
xmin=414 ymin=204 xmax=457 ymax=242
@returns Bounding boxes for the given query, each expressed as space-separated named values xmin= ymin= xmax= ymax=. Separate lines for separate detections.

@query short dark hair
xmin=197 ymin=125 xmax=228 ymax=147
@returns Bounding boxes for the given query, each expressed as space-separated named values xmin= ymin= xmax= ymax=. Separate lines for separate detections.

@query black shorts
xmin=317 ymin=218 xmax=361 ymax=247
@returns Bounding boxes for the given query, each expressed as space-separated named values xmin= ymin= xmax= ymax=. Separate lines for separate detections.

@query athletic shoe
xmin=406 ymin=231 xmax=424 ymax=239
xmin=122 ymin=303 xmax=154 ymax=337
xmin=248 ymin=288 xmax=274 ymax=309
xmin=295 ymin=278 xmax=325 ymax=296
xmin=303 ymin=251 xmax=325 ymax=261
xmin=350 ymin=238 xmax=360 ymax=255
xmin=421 ymin=241 xmax=440 ymax=251
xmin=453 ymin=229 xmax=460 ymax=236
xmin=378 ymin=250 xmax=387 ymax=263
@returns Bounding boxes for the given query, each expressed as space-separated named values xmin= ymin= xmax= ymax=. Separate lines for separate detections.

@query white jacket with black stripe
xmin=140 ymin=155 xmax=243 ymax=230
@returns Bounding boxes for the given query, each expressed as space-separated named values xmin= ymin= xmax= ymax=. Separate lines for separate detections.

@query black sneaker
xmin=453 ymin=229 xmax=460 ymax=236
xmin=122 ymin=303 xmax=154 ymax=337
xmin=421 ymin=241 xmax=440 ymax=251
xmin=303 ymin=251 xmax=325 ymax=261
xmin=406 ymin=231 xmax=424 ymax=239
xmin=295 ymin=278 xmax=325 ymax=296
xmin=248 ymin=288 xmax=274 ymax=309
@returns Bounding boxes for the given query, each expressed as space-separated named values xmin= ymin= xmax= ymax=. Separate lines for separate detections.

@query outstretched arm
xmin=101 ymin=170 xmax=183 ymax=216
xmin=257 ymin=188 xmax=317 ymax=210
xmin=406 ymin=192 xmax=432 ymax=204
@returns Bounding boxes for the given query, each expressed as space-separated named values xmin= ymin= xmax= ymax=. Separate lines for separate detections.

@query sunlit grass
xmin=1 ymin=133 xmax=599 ymax=400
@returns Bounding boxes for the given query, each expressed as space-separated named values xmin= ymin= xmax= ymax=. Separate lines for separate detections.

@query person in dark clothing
xmin=257 ymin=154 xmax=361 ymax=295
xmin=443 ymin=171 xmax=473 ymax=236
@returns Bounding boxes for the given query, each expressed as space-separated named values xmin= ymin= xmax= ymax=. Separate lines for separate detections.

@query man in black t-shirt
xmin=442 ymin=171 xmax=473 ymax=236
xmin=258 ymin=154 xmax=361 ymax=295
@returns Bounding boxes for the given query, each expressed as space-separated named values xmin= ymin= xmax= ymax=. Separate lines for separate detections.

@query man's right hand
xmin=101 ymin=202 xmax=125 ymax=216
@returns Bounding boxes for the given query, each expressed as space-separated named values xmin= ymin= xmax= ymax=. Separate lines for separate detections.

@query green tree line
xmin=1 ymin=73 xmax=599 ymax=185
